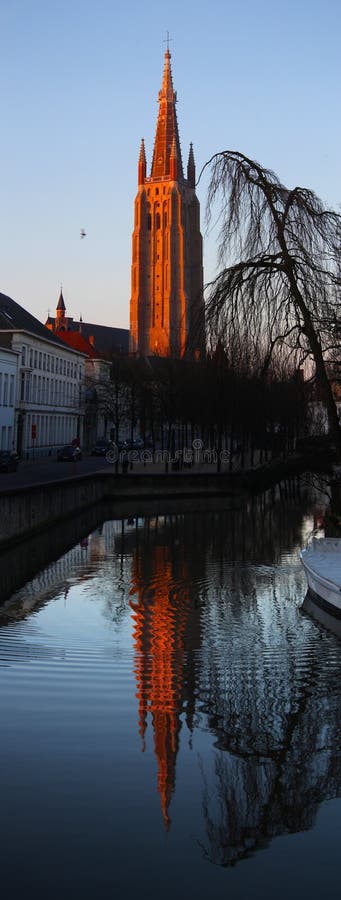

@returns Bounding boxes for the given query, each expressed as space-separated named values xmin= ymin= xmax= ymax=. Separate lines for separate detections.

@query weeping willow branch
xmin=199 ymin=150 xmax=341 ymax=460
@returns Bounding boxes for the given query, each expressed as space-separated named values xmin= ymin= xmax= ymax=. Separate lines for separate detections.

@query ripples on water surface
xmin=0 ymin=490 xmax=341 ymax=899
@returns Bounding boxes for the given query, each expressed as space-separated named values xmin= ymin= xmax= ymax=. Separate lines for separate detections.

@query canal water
xmin=1 ymin=484 xmax=341 ymax=899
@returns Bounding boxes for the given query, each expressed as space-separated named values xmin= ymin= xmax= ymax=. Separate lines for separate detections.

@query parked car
xmin=57 ymin=445 xmax=82 ymax=462
xmin=118 ymin=438 xmax=144 ymax=453
xmin=91 ymin=439 xmax=114 ymax=456
xmin=132 ymin=438 xmax=144 ymax=450
xmin=0 ymin=450 xmax=19 ymax=472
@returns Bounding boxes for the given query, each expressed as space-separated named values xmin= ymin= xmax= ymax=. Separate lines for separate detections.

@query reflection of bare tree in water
xmin=5 ymin=481 xmax=336 ymax=860
xmin=124 ymin=483 xmax=327 ymax=838
xmin=197 ymin=587 xmax=341 ymax=867
xmin=164 ymin=486 xmax=338 ymax=867
xmin=106 ymin=487 xmax=338 ymax=859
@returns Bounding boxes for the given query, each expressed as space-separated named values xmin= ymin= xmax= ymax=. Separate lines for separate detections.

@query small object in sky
xmin=80 ymin=229 xmax=86 ymax=239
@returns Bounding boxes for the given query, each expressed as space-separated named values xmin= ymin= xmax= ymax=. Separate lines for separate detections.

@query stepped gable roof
xmin=150 ymin=50 xmax=184 ymax=181
xmin=0 ymin=292 xmax=82 ymax=353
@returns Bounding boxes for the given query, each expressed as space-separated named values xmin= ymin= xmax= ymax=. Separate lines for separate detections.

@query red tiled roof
xmin=45 ymin=316 xmax=129 ymax=356
xmin=56 ymin=330 xmax=98 ymax=358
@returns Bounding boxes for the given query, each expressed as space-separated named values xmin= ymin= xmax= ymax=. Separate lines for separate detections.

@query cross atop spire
xmin=163 ymin=31 xmax=172 ymax=53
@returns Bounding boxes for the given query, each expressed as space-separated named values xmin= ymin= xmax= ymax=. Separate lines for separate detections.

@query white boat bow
xmin=300 ymin=537 xmax=341 ymax=635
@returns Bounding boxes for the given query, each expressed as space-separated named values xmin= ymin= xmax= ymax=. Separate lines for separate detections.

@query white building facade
xmin=0 ymin=346 xmax=20 ymax=451
xmin=11 ymin=330 xmax=86 ymax=457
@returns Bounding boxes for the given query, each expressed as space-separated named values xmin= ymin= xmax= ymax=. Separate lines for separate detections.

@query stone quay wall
xmin=0 ymin=450 xmax=337 ymax=549
xmin=0 ymin=474 xmax=109 ymax=548
xmin=0 ymin=471 xmax=240 ymax=548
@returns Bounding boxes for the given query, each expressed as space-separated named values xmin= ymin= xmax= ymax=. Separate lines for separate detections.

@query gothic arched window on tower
xmin=156 ymin=213 xmax=161 ymax=230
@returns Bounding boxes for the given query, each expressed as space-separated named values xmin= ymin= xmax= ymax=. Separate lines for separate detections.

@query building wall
xmin=84 ymin=357 xmax=114 ymax=447
xmin=130 ymin=179 xmax=204 ymax=359
xmin=0 ymin=347 xmax=19 ymax=450
xmin=10 ymin=333 xmax=86 ymax=457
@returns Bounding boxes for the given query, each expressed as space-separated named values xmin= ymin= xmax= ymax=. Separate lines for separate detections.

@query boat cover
xmin=303 ymin=538 xmax=341 ymax=588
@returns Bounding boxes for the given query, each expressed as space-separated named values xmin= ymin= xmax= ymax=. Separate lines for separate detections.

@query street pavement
xmin=0 ymin=453 xmax=115 ymax=490
xmin=0 ymin=450 xmax=234 ymax=492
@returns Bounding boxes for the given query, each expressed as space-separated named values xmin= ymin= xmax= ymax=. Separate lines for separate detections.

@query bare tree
xmin=201 ymin=151 xmax=341 ymax=460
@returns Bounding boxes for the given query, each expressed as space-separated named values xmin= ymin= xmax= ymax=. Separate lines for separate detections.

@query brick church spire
xmin=130 ymin=50 xmax=205 ymax=359
xmin=55 ymin=288 xmax=67 ymax=330
xmin=151 ymin=49 xmax=183 ymax=181
xmin=56 ymin=289 xmax=65 ymax=313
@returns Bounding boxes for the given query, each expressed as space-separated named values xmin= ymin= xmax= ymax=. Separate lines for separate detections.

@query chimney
xmin=89 ymin=335 xmax=95 ymax=346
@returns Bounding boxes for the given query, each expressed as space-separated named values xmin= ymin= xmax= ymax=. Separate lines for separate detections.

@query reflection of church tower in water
xmin=130 ymin=49 xmax=205 ymax=358
xmin=130 ymin=543 xmax=192 ymax=829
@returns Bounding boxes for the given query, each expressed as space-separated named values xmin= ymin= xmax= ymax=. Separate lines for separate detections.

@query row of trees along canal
xmin=93 ymin=350 xmax=307 ymax=472
xmin=91 ymin=151 xmax=340 ymax=474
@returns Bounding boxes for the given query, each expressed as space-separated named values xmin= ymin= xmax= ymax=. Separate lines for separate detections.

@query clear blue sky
xmin=0 ymin=0 xmax=340 ymax=329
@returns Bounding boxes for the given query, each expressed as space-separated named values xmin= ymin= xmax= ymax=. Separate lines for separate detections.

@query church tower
xmin=55 ymin=289 xmax=67 ymax=331
xmin=130 ymin=50 xmax=205 ymax=358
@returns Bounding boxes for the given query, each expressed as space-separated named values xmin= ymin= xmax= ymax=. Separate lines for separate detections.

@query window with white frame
xmin=3 ymin=374 xmax=9 ymax=406
xmin=9 ymin=375 xmax=14 ymax=406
